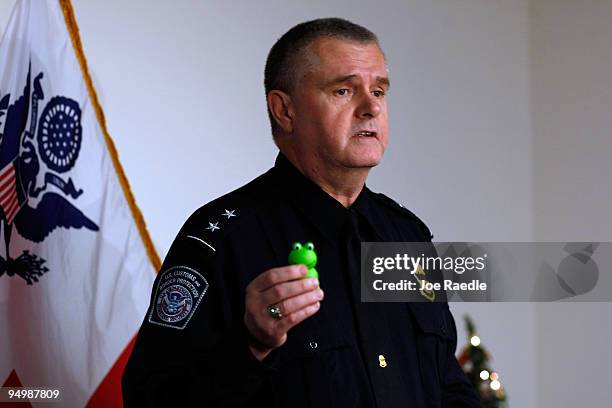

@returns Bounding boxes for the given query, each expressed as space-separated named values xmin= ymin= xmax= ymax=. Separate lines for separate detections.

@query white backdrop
xmin=2 ymin=0 xmax=611 ymax=407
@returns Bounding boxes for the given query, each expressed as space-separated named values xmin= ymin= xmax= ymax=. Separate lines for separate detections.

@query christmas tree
xmin=457 ymin=315 xmax=508 ymax=407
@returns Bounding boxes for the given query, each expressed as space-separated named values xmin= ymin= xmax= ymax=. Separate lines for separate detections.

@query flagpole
xmin=57 ymin=0 xmax=161 ymax=272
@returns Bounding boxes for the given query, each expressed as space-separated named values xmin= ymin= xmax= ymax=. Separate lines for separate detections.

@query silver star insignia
xmin=222 ymin=209 xmax=236 ymax=219
xmin=206 ymin=222 xmax=220 ymax=232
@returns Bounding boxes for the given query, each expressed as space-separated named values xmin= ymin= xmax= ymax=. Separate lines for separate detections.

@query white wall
xmin=4 ymin=0 xmax=610 ymax=406
xmin=531 ymin=0 xmax=612 ymax=407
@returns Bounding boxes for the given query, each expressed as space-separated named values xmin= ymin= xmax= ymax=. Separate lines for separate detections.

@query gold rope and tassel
xmin=58 ymin=0 xmax=161 ymax=272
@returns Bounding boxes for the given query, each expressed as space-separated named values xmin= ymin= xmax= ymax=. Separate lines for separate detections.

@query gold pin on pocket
xmin=378 ymin=354 xmax=387 ymax=368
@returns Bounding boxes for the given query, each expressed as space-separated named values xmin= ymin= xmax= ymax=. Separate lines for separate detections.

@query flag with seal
xmin=0 ymin=0 xmax=159 ymax=406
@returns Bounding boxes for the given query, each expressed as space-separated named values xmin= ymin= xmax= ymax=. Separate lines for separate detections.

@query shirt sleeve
xmin=122 ymin=214 xmax=278 ymax=407
xmin=441 ymin=304 xmax=483 ymax=408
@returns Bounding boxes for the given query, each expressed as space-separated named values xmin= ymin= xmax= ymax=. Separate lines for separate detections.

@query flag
xmin=0 ymin=0 xmax=159 ymax=406
xmin=0 ymin=162 xmax=20 ymax=224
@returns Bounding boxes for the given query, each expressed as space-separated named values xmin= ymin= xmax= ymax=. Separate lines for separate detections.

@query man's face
xmin=289 ymin=38 xmax=389 ymax=174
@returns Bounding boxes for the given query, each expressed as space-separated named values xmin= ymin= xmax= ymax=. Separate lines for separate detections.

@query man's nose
xmin=355 ymin=91 xmax=381 ymax=119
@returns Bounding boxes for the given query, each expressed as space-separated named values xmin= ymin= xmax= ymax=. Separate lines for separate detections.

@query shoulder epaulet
xmin=149 ymin=201 xmax=247 ymax=330
xmin=180 ymin=201 xmax=248 ymax=255
xmin=371 ymin=192 xmax=434 ymax=240
xmin=178 ymin=172 xmax=274 ymax=255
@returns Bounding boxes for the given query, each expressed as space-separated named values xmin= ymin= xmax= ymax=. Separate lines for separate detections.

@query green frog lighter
xmin=288 ymin=242 xmax=318 ymax=280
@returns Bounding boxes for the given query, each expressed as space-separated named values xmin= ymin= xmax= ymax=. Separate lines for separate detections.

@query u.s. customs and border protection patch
xmin=148 ymin=266 xmax=208 ymax=329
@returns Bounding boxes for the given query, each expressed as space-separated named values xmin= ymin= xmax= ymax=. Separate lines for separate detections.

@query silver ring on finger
xmin=267 ymin=305 xmax=283 ymax=319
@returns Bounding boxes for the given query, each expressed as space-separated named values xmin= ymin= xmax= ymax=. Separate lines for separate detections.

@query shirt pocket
xmin=281 ymin=323 xmax=352 ymax=360
xmin=407 ymin=303 xmax=452 ymax=408
xmin=275 ymin=322 xmax=358 ymax=408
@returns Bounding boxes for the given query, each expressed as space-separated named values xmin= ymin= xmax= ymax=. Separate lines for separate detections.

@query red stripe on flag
xmin=1 ymin=370 xmax=33 ymax=407
xmin=0 ymin=164 xmax=15 ymax=184
xmin=0 ymin=171 xmax=16 ymax=195
xmin=6 ymin=199 xmax=20 ymax=223
xmin=0 ymin=190 xmax=17 ymax=210
xmin=0 ymin=190 xmax=16 ymax=210
xmin=0 ymin=184 xmax=17 ymax=205
xmin=5 ymin=193 xmax=19 ymax=212
xmin=86 ymin=335 xmax=137 ymax=408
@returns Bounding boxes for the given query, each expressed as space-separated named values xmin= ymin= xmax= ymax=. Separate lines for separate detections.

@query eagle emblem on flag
xmin=0 ymin=63 xmax=99 ymax=284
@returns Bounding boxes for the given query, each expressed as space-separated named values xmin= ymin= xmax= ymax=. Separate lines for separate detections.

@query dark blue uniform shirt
xmin=123 ymin=153 xmax=481 ymax=407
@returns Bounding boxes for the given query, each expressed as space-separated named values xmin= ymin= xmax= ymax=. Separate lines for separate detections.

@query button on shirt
xmin=122 ymin=153 xmax=481 ymax=408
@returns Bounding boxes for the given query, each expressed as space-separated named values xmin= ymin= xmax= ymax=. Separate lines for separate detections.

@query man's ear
xmin=267 ymin=90 xmax=294 ymax=134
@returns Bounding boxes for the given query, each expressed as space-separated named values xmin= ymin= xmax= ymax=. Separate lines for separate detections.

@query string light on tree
xmin=458 ymin=316 xmax=508 ymax=407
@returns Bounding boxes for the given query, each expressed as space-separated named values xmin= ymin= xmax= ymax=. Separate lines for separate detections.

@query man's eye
xmin=335 ymin=89 xmax=350 ymax=96
xmin=372 ymin=90 xmax=385 ymax=98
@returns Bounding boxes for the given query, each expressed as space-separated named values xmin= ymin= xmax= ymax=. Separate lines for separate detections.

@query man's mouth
xmin=354 ymin=131 xmax=377 ymax=138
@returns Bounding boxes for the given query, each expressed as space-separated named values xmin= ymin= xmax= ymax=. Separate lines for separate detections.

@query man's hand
xmin=244 ymin=265 xmax=324 ymax=361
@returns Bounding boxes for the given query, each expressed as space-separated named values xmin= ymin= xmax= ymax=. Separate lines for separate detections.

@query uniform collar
xmin=272 ymin=153 xmax=382 ymax=241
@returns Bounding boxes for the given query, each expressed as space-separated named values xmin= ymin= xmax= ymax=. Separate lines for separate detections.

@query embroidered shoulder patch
xmin=148 ymin=266 xmax=208 ymax=330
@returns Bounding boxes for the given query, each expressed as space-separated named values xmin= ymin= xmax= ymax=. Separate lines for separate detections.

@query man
xmin=123 ymin=18 xmax=481 ymax=407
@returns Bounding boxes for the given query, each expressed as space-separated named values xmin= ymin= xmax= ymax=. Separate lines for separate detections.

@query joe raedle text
xmin=370 ymin=253 xmax=489 ymax=294
xmin=372 ymin=279 xmax=488 ymax=292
